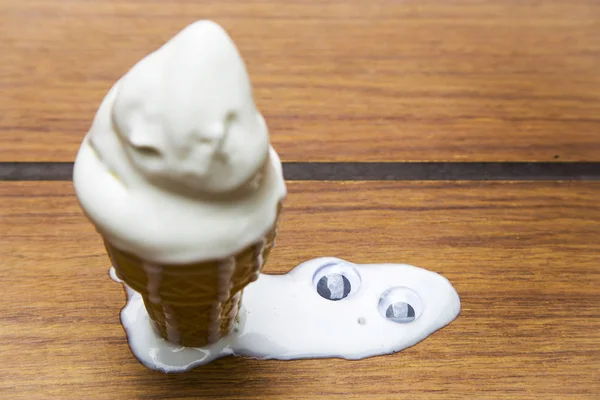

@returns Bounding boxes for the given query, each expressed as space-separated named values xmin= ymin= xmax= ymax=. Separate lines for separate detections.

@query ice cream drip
xmin=112 ymin=257 xmax=461 ymax=373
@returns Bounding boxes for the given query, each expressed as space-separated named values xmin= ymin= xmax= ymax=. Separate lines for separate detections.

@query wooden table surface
xmin=1 ymin=0 xmax=599 ymax=399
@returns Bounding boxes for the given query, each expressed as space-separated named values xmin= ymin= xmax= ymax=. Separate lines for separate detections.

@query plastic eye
xmin=378 ymin=287 xmax=423 ymax=323
xmin=312 ymin=261 xmax=361 ymax=301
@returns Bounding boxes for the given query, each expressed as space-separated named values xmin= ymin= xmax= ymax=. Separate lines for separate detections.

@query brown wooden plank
xmin=1 ymin=181 xmax=599 ymax=399
xmin=1 ymin=0 xmax=600 ymax=162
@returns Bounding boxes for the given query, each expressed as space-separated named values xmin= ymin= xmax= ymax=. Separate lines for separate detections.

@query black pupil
xmin=317 ymin=274 xmax=351 ymax=300
xmin=386 ymin=302 xmax=415 ymax=321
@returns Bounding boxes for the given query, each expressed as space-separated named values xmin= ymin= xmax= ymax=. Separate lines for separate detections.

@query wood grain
xmin=1 ymin=0 xmax=600 ymax=162
xmin=1 ymin=181 xmax=599 ymax=399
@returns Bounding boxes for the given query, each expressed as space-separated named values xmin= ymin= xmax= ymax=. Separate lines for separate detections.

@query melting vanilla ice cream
xmin=75 ymin=21 xmax=460 ymax=372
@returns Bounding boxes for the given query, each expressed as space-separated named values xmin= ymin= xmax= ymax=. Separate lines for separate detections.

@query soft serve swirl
xmin=73 ymin=21 xmax=286 ymax=263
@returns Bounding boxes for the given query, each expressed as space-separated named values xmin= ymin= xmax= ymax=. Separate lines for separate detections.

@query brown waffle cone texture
xmin=105 ymin=220 xmax=278 ymax=348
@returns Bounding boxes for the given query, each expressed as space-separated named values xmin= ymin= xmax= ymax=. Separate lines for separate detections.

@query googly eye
xmin=378 ymin=287 xmax=423 ymax=323
xmin=312 ymin=260 xmax=361 ymax=301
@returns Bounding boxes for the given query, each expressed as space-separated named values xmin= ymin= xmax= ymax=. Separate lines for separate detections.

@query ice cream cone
xmin=73 ymin=21 xmax=287 ymax=349
xmin=105 ymin=218 xmax=279 ymax=347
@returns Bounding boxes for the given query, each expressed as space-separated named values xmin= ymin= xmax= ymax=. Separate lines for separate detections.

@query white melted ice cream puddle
xmin=111 ymin=257 xmax=461 ymax=373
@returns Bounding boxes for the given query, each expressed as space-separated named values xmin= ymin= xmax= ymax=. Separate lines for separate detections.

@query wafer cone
xmin=105 ymin=220 xmax=279 ymax=348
